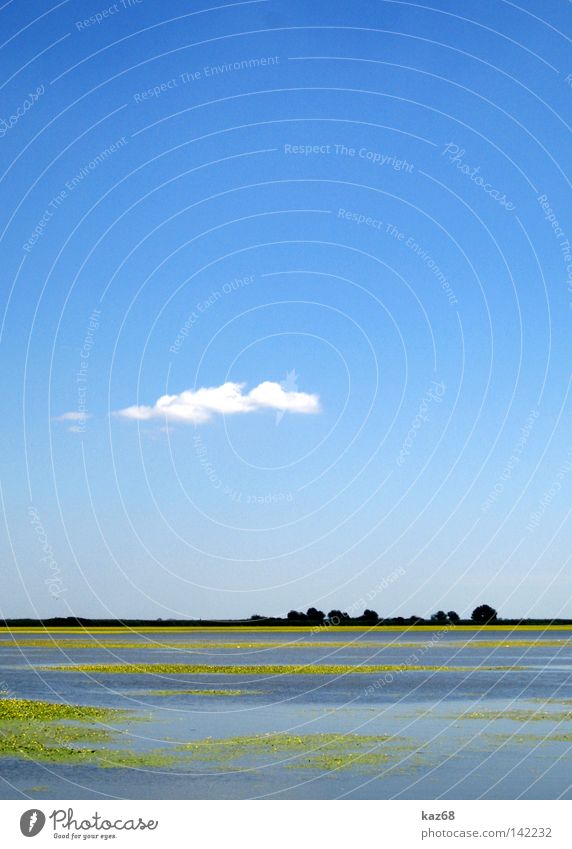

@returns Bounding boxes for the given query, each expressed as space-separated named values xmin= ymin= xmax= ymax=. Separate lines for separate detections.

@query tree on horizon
xmin=431 ymin=610 xmax=448 ymax=623
xmin=471 ymin=604 xmax=497 ymax=623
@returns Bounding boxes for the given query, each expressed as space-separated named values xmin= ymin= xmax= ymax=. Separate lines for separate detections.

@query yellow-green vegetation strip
xmin=5 ymin=638 xmax=572 ymax=649
xmin=0 ymin=698 xmax=126 ymax=722
xmin=42 ymin=663 xmax=522 ymax=675
xmin=2 ymin=640 xmax=396 ymax=649
xmin=460 ymin=709 xmax=572 ymax=722
xmin=178 ymin=731 xmax=419 ymax=773
xmin=145 ymin=689 xmax=261 ymax=697
xmin=0 ymin=731 xmax=177 ymax=768
xmin=441 ymin=640 xmax=572 ymax=649
xmin=487 ymin=733 xmax=572 ymax=745
xmin=3 ymin=639 xmax=412 ymax=649
xmin=4 ymin=625 xmax=572 ymax=632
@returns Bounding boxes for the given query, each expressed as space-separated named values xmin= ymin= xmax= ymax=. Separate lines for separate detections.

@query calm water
xmin=1 ymin=628 xmax=572 ymax=800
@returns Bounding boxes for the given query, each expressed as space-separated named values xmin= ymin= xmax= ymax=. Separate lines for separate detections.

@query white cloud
xmin=55 ymin=412 xmax=91 ymax=422
xmin=116 ymin=381 xmax=320 ymax=424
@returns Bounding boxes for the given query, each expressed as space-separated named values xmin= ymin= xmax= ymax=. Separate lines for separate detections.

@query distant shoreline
xmin=2 ymin=617 xmax=572 ymax=630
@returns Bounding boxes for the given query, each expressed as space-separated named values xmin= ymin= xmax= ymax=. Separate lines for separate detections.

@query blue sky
xmin=1 ymin=0 xmax=571 ymax=619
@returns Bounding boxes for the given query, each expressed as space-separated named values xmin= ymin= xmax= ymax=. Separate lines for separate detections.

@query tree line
xmin=252 ymin=604 xmax=499 ymax=625
xmin=19 ymin=605 xmax=572 ymax=628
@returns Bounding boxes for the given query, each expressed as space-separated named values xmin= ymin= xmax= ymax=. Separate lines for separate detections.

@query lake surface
xmin=1 ymin=626 xmax=572 ymax=800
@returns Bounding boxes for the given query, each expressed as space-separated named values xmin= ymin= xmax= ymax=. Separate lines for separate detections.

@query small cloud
xmin=55 ymin=411 xmax=91 ymax=422
xmin=115 ymin=381 xmax=320 ymax=425
xmin=54 ymin=412 xmax=90 ymax=433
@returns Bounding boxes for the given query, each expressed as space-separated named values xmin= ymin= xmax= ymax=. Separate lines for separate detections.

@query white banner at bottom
xmin=0 ymin=799 xmax=569 ymax=848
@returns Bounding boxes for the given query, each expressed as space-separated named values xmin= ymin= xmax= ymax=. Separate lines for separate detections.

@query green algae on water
xmin=0 ymin=699 xmax=121 ymax=763
xmin=459 ymin=709 xmax=572 ymax=723
xmin=144 ymin=689 xmax=262 ymax=697
xmin=177 ymin=731 xmax=420 ymax=774
xmin=485 ymin=733 xmax=572 ymax=746
xmin=0 ymin=698 xmax=126 ymax=722
xmin=42 ymin=663 xmax=522 ymax=675
xmin=0 ymin=698 xmax=423 ymax=775
xmin=0 ymin=697 xmax=175 ymax=769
